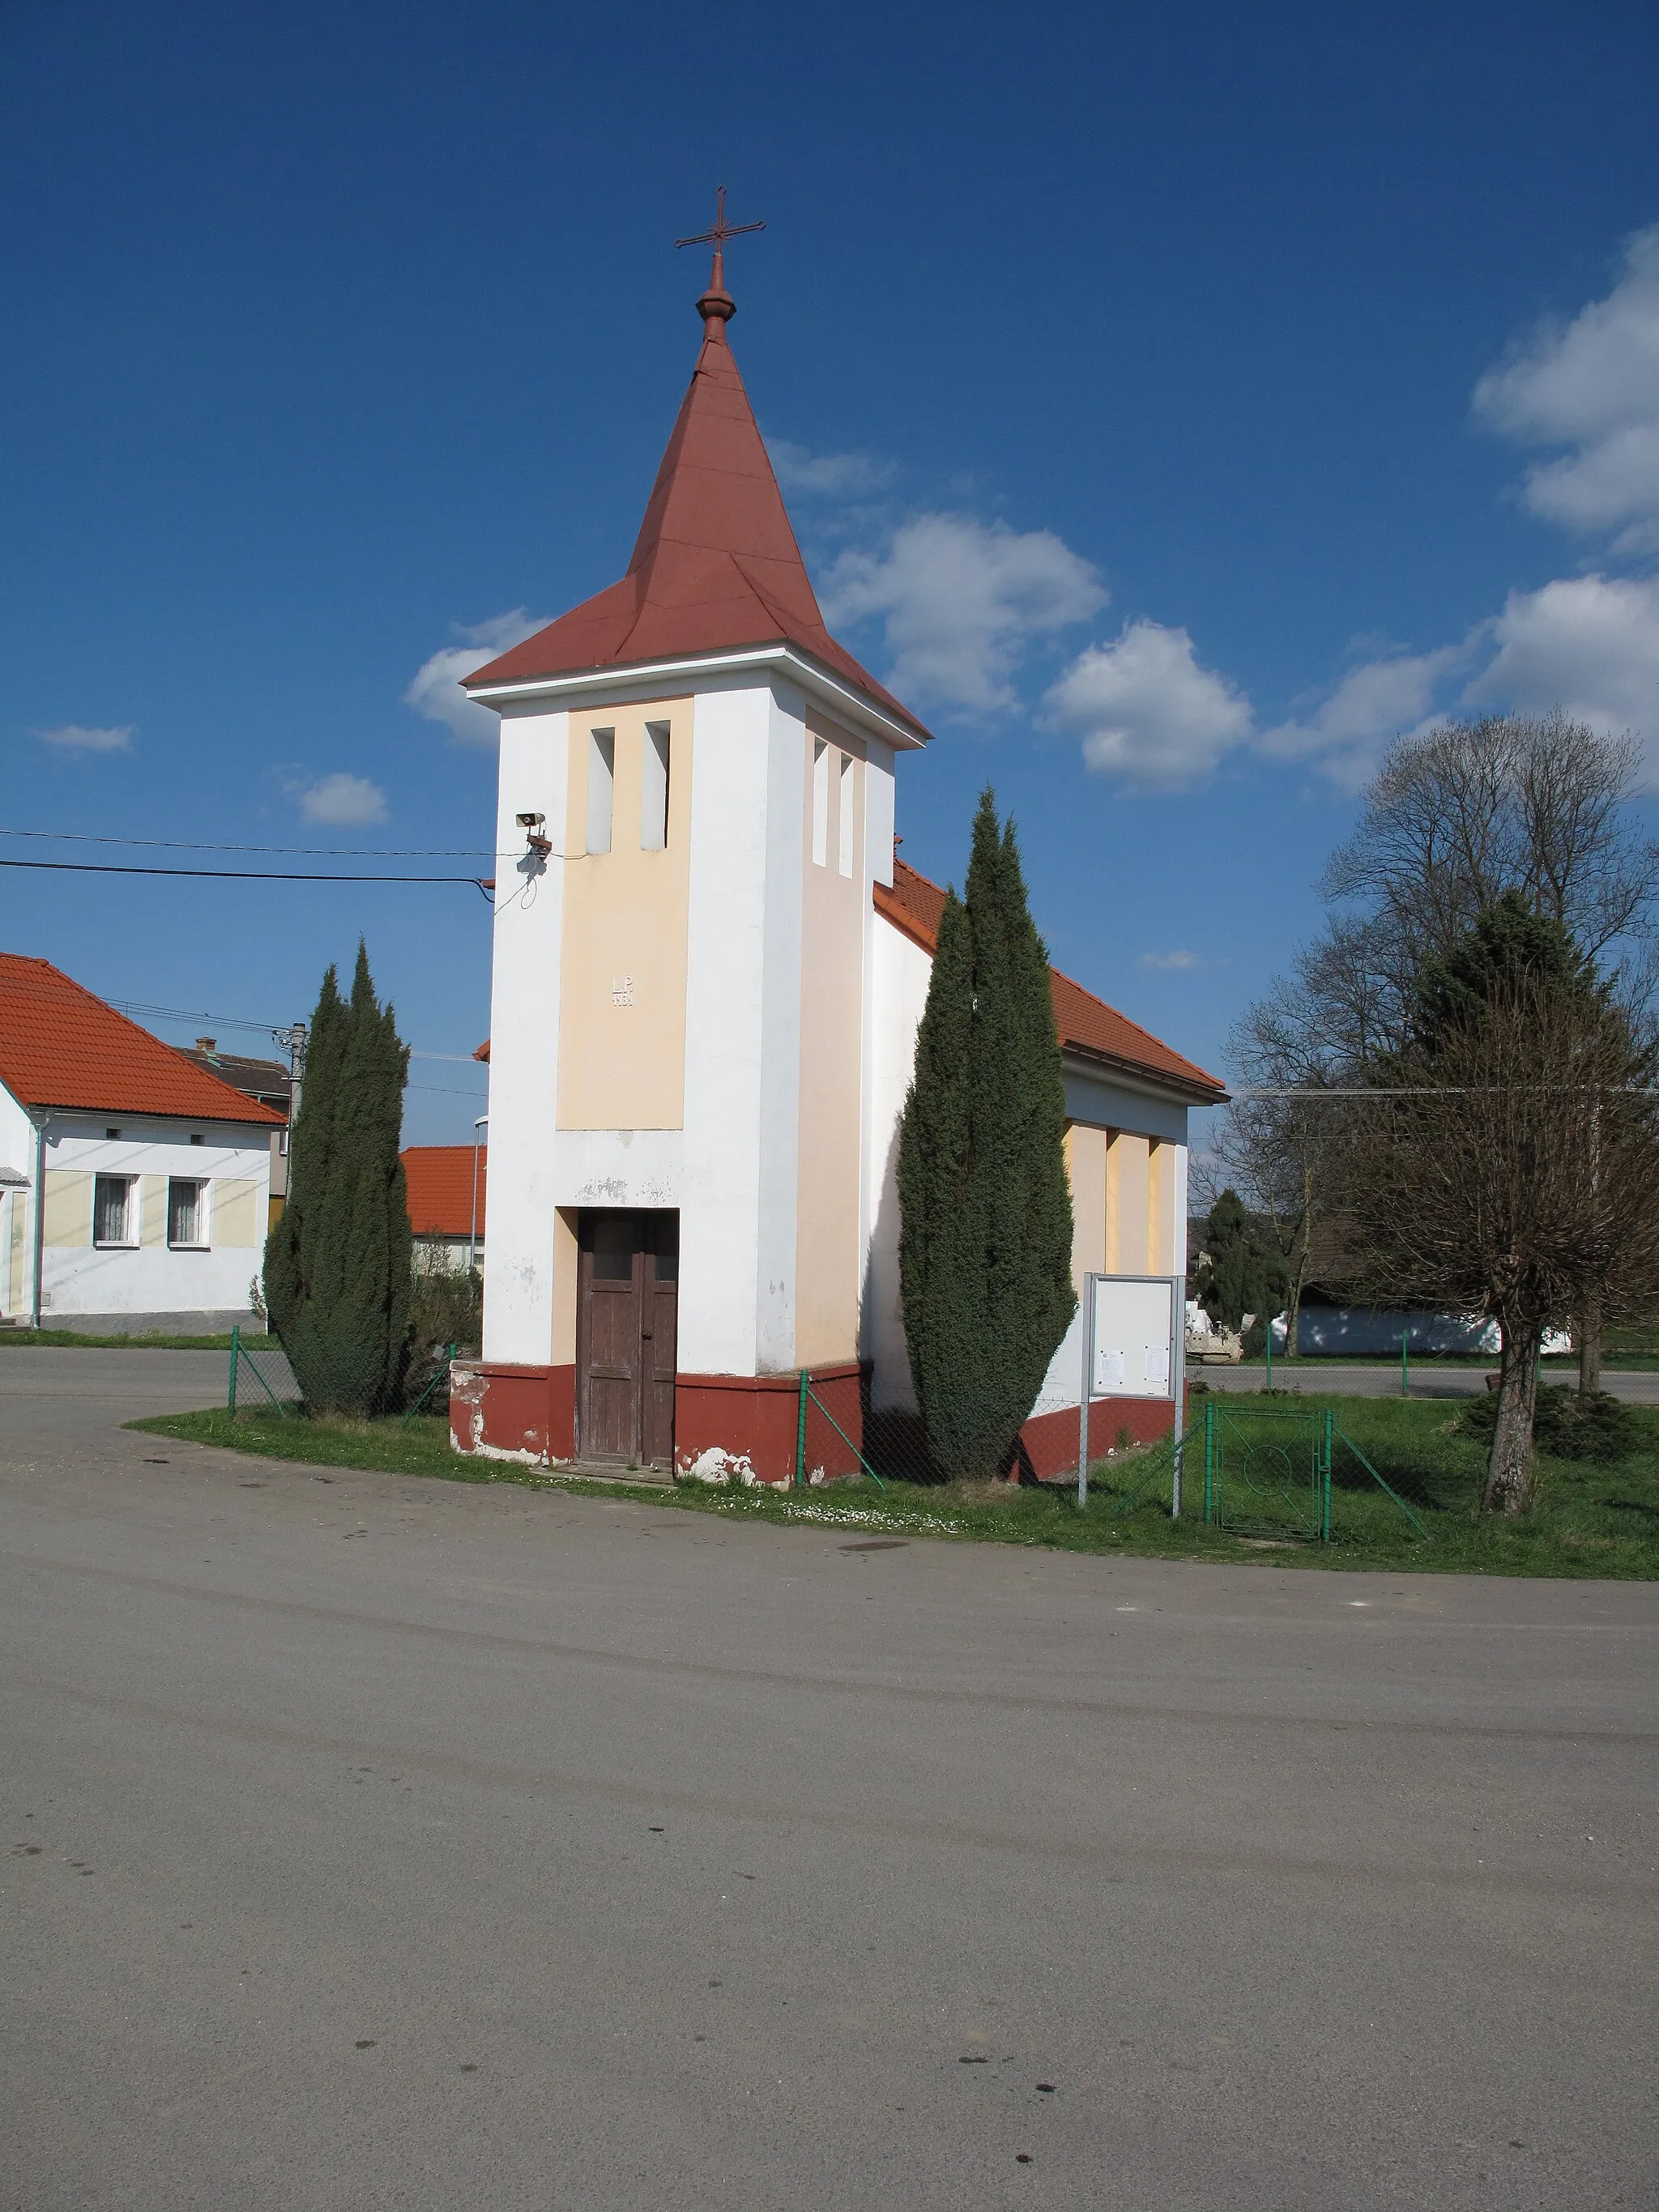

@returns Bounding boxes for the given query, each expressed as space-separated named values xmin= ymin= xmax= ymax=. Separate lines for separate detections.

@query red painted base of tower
xmin=450 ymin=1360 xmax=1177 ymax=1485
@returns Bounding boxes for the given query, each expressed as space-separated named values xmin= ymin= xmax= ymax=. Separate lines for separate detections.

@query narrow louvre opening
xmin=168 ymin=1177 xmax=204 ymax=1247
xmin=587 ymin=729 xmax=615 ymax=854
xmin=812 ymin=737 xmax=830 ymax=867
xmin=838 ymin=750 xmax=855 ymax=877
xmin=642 ymin=723 xmax=670 ymax=850
xmin=93 ymin=1174 xmax=132 ymax=1247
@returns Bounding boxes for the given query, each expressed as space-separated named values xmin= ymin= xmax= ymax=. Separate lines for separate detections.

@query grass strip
xmin=128 ymin=1395 xmax=1659 ymax=1579
xmin=3 ymin=1328 xmax=276 ymax=1351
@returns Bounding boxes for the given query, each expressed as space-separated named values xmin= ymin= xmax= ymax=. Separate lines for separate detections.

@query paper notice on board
xmin=1095 ymin=1346 xmax=1125 ymax=1392
xmin=1145 ymin=1343 xmax=1171 ymax=1388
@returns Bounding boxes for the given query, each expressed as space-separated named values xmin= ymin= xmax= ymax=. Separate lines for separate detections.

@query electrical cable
xmin=0 ymin=828 xmax=496 ymax=857
xmin=0 ymin=856 xmax=488 ymax=886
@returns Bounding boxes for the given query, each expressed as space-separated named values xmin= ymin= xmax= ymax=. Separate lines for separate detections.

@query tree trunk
xmin=1286 ymin=1253 xmax=1307 ymax=1362
xmin=1483 ymin=1319 xmax=1542 ymax=1515
xmin=1577 ymin=1291 xmax=1603 ymax=1397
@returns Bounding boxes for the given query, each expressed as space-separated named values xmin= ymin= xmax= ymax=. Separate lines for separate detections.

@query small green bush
xmin=1457 ymin=1385 xmax=1643 ymax=1463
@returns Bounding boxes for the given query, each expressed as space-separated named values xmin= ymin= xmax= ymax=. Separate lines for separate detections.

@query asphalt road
xmin=4 ymin=1349 xmax=1655 ymax=2210
xmin=1206 ymin=1361 xmax=1659 ymax=1401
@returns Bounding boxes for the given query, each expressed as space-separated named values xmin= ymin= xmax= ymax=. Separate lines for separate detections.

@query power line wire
xmin=103 ymin=998 xmax=483 ymax=1068
xmin=1 ymin=828 xmax=495 ymax=857
xmin=0 ymin=856 xmax=489 ymax=886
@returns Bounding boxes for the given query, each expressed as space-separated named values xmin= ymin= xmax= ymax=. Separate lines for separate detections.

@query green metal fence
xmin=1199 ymin=1398 xmax=1427 ymax=1542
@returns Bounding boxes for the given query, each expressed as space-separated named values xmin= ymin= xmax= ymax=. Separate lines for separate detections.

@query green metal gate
xmin=1200 ymin=1399 xmax=1430 ymax=1544
xmin=1203 ymin=1401 xmax=1333 ymax=1541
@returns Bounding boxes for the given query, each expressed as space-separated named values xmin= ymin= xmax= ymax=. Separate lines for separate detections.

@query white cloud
xmin=767 ymin=438 xmax=897 ymax=497
xmin=1474 ymin=226 xmax=1659 ymax=552
xmin=35 ymin=723 xmax=134 ymax=752
xmin=1045 ymin=619 xmax=1252 ymax=788
xmin=1139 ymin=948 xmax=1201 ymax=970
xmin=1465 ymin=573 xmax=1659 ymax=766
xmin=296 ymin=772 xmax=387 ymax=826
xmin=1260 ymin=641 xmax=1469 ymax=788
xmin=404 ymin=607 xmax=548 ymax=745
xmin=822 ymin=514 xmax=1106 ymax=714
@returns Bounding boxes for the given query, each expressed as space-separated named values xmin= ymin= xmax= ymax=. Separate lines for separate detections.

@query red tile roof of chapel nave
xmin=462 ymin=299 xmax=932 ymax=747
xmin=872 ymin=860 xmax=1229 ymax=1106
xmin=0 ymin=954 xmax=288 ymax=1124
xmin=401 ymin=1144 xmax=486 ymax=1238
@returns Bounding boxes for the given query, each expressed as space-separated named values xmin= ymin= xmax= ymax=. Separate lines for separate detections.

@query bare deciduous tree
xmin=1212 ymin=714 xmax=1658 ymax=1376
xmin=1323 ymin=712 xmax=1658 ymax=969
xmin=1341 ymin=978 xmax=1659 ymax=1512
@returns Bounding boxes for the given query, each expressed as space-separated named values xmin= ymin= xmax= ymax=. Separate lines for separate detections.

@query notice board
xmin=1091 ymin=1276 xmax=1176 ymax=1400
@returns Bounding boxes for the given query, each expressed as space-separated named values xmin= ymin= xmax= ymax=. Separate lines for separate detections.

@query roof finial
xmin=675 ymin=185 xmax=766 ymax=329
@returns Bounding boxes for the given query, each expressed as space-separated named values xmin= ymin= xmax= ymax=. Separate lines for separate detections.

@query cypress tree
xmin=263 ymin=943 xmax=412 ymax=1414
xmin=897 ymin=790 xmax=1076 ymax=1478
xmin=1194 ymin=1189 xmax=1290 ymax=1334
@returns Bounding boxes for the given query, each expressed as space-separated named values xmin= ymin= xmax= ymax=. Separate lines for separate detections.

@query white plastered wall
xmin=479 ymin=707 xmax=566 ymax=1365
xmin=863 ymin=911 xmax=932 ymax=1410
xmin=677 ymin=678 xmax=804 ymax=1375
xmin=0 ymin=1082 xmax=35 ymax=1319
xmin=23 ymin=1116 xmax=270 ymax=1320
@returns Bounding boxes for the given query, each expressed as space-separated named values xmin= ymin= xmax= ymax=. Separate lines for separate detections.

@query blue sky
xmin=3 ymin=0 xmax=1657 ymax=1149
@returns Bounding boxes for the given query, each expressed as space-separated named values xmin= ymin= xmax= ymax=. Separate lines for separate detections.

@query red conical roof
xmin=463 ymin=311 xmax=929 ymax=742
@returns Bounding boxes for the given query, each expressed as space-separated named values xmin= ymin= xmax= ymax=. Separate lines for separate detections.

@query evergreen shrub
xmin=1457 ymin=1386 xmax=1642 ymax=1463
xmin=263 ymin=944 xmax=413 ymax=1414
xmin=896 ymin=789 xmax=1076 ymax=1481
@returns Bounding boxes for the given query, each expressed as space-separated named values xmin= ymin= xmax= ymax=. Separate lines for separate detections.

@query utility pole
xmin=470 ymin=1116 xmax=488 ymax=1274
xmin=27 ymin=1107 xmax=49 ymax=1331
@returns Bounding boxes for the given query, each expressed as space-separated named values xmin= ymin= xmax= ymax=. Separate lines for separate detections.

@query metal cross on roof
xmin=675 ymin=186 xmax=765 ymax=312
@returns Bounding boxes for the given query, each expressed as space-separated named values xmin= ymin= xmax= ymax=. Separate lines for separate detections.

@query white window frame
xmin=167 ymin=1176 xmax=210 ymax=1250
xmin=838 ymin=749 xmax=855 ymax=877
xmin=93 ymin=1174 xmax=137 ymax=1249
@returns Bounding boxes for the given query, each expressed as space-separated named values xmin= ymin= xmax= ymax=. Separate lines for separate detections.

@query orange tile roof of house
xmin=401 ymin=1144 xmax=486 ymax=1238
xmin=0 ymin=955 xmax=287 ymax=1124
xmin=873 ymin=860 xmax=1228 ymax=1104
xmin=463 ymin=292 xmax=931 ymax=746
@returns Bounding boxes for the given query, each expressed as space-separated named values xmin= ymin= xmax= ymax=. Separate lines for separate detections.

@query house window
xmin=106 ymin=1127 xmax=121 ymax=1140
xmin=812 ymin=738 xmax=830 ymax=867
xmin=190 ymin=1132 xmax=204 ymax=1145
xmin=168 ymin=1178 xmax=207 ymax=1247
xmin=838 ymin=750 xmax=855 ymax=877
xmin=641 ymin=722 xmax=670 ymax=850
xmin=93 ymin=1174 xmax=135 ymax=1247
xmin=587 ymin=728 xmax=615 ymax=854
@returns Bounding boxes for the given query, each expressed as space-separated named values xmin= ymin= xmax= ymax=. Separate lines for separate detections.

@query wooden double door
xmin=575 ymin=1210 xmax=679 ymax=1467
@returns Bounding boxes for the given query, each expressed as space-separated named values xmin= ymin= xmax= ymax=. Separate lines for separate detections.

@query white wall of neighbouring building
xmin=8 ymin=1107 xmax=271 ymax=1326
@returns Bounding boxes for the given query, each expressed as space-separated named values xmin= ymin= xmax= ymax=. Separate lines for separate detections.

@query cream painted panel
xmin=213 ymin=1179 xmax=259 ymax=1247
xmin=552 ymin=1208 xmax=578 ymax=1364
xmin=557 ymin=697 xmax=693 ymax=1130
xmin=1149 ymin=1145 xmax=1171 ymax=1280
xmin=795 ymin=714 xmax=866 ymax=1367
xmin=141 ymin=1176 xmax=166 ymax=1247
xmin=1107 ymin=1133 xmax=1151 ymax=1274
xmin=1066 ymin=1125 xmax=1107 ymax=1290
xmin=43 ymin=1169 xmax=93 ymax=1248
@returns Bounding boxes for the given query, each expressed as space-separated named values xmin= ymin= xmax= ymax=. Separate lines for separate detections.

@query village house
xmin=402 ymin=1143 xmax=488 ymax=1275
xmin=0 ymin=956 xmax=282 ymax=1332
xmin=181 ymin=1037 xmax=295 ymax=1230
xmin=450 ymin=248 xmax=1225 ymax=1479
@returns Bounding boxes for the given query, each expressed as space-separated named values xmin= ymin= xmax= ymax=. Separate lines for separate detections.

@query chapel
xmin=449 ymin=228 xmax=1226 ymax=1481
